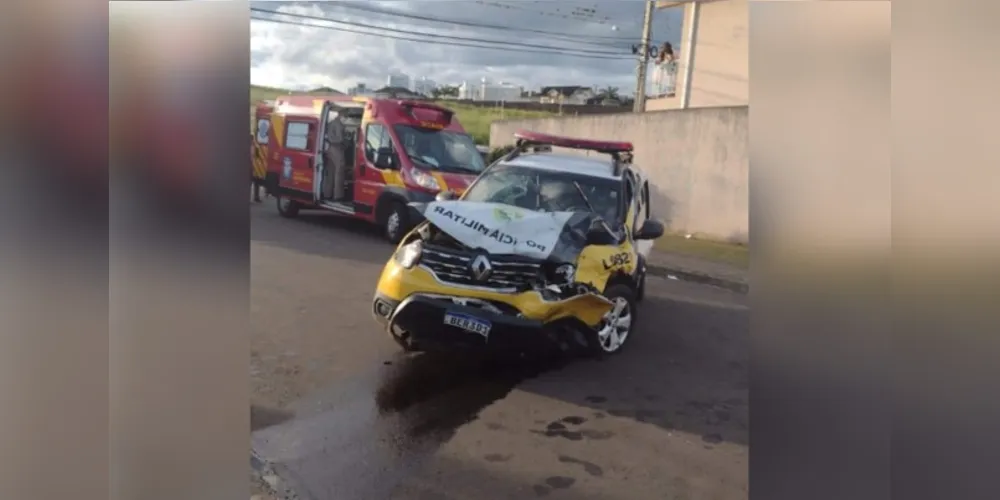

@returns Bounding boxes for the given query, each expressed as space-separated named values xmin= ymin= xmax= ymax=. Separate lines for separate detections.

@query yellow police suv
xmin=371 ymin=130 xmax=665 ymax=355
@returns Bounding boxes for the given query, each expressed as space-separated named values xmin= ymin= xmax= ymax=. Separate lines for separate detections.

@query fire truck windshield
xmin=393 ymin=125 xmax=486 ymax=174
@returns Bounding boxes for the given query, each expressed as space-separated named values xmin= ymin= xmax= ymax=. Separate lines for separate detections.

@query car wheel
xmin=590 ymin=284 xmax=638 ymax=355
xmin=276 ymin=195 xmax=300 ymax=218
xmin=383 ymin=201 xmax=409 ymax=243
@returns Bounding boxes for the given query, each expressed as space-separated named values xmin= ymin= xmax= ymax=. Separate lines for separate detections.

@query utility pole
xmin=633 ymin=0 xmax=655 ymax=113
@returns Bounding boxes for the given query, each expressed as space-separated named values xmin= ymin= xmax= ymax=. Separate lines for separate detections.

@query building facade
xmin=412 ymin=77 xmax=437 ymax=97
xmin=386 ymin=73 xmax=411 ymax=92
xmin=347 ymin=82 xmax=373 ymax=96
xmin=539 ymin=86 xmax=597 ymax=105
xmin=480 ymin=80 xmax=523 ymax=102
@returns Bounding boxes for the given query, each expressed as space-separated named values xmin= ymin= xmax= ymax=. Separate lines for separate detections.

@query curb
xmin=646 ymin=263 xmax=749 ymax=294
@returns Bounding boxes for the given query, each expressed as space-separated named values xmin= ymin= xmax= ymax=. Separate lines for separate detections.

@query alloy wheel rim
xmin=386 ymin=211 xmax=400 ymax=237
xmin=597 ymin=297 xmax=632 ymax=352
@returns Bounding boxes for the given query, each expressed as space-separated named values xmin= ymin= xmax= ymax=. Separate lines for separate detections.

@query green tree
xmin=599 ymin=86 xmax=620 ymax=100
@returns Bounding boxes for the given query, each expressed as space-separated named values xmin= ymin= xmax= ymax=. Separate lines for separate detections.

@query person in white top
xmin=653 ymin=42 xmax=677 ymax=97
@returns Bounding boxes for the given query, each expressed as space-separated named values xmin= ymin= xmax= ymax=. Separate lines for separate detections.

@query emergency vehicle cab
xmin=254 ymin=96 xmax=486 ymax=241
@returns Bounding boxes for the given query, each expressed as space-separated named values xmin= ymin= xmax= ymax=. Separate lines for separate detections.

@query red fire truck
xmin=254 ymin=95 xmax=486 ymax=241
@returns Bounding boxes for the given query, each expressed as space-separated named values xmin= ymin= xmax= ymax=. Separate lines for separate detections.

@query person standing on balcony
xmin=653 ymin=42 xmax=677 ymax=97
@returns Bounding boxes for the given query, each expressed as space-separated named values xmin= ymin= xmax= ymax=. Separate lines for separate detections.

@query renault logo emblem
xmin=470 ymin=254 xmax=492 ymax=281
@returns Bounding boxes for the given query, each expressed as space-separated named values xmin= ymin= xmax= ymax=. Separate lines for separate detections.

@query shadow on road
xmin=370 ymin=290 xmax=748 ymax=447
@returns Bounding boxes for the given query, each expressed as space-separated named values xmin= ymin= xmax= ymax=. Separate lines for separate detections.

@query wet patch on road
xmin=532 ymin=417 xmax=613 ymax=441
xmin=483 ymin=453 xmax=513 ymax=463
xmin=557 ymin=455 xmax=604 ymax=477
xmin=701 ymin=433 xmax=723 ymax=444
xmin=373 ymin=351 xmax=574 ymax=440
xmin=532 ymin=476 xmax=577 ymax=496
xmin=250 ymin=405 xmax=295 ymax=431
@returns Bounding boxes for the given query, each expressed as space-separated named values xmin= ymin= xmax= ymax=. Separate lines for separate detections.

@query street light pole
xmin=633 ymin=0 xmax=655 ymax=112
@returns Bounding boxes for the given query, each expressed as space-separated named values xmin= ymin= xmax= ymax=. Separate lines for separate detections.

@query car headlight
xmin=554 ymin=264 xmax=576 ymax=284
xmin=411 ymin=169 xmax=440 ymax=191
xmin=395 ymin=240 xmax=423 ymax=269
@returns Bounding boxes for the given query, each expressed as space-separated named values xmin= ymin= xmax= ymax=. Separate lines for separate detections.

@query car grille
xmin=420 ymin=245 xmax=542 ymax=291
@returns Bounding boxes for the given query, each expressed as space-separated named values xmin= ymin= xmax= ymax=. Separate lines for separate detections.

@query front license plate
xmin=443 ymin=312 xmax=492 ymax=339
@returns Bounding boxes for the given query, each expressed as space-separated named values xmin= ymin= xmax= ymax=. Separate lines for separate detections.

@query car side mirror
xmin=435 ymin=190 xmax=458 ymax=202
xmin=634 ymin=219 xmax=665 ymax=240
xmin=373 ymin=147 xmax=395 ymax=169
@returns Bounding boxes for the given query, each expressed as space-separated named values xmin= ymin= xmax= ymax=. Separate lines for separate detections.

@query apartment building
xmin=648 ymin=0 xmax=748 ymax=111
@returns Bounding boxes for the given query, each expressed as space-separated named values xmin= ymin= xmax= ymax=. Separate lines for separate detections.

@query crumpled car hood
xmin=409 ymin=200 xmax=596 ymax=263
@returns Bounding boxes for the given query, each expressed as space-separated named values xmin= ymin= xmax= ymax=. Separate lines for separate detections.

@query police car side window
xmin=364 ymin=124 xmax=384 ymax=162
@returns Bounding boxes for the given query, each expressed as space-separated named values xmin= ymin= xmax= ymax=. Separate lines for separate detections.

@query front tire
xmin=589 ymin=284 xmax=638 ymax=356
xmin=276 ymin=195 xmax=300 ymax=218
xmin=383 ymin=201 xmax=409 ymax=243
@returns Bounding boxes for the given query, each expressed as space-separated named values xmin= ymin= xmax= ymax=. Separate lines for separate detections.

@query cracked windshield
xmin=463 ymin=165 xmax=620 ymax=222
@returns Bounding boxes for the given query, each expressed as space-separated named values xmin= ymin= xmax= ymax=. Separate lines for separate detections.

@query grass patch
xmin=654 ymin=233 xmax=749 ymax=269
xmin=248 ymin=85 xmax=553 ymax=145
xmin=435 ymin=101 xmax=554 ymax=145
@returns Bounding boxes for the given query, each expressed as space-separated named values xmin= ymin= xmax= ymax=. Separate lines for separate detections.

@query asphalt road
xmin=250 ymin=201 xmax=749 ymax=500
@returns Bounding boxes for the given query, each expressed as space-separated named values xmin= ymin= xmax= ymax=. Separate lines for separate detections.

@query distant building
xmin=539 ymin=86 xmax=597 ymax=105
xmin=309 ymin=86 xmax=345 ymax=95
xmin=373 ymin=86 xmax=423 ymax=100
xmin=481 ymin=79 xmax=523 ymax=102
xmin=386 ymin=73 xmax=411 ymax=91
xmin=457 ymin=81 xmax=476 ymax=100
xmin=457 ymin=78 xmax=524 ymax=102
xmin=347 ymin=83 xmax=373 ymax=96
xmin=412 ymin=77 xmax=437 ymax=97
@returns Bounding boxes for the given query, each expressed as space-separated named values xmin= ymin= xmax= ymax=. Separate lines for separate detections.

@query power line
xmin=251 ymin=7 xmax=630 ymax=57
xmin=476 ymin=1 xmax=618 ymax=26
xmin=331 ymin=1 xmax=642 ymax=46
xmin=331 ymin=1 xmax=674 ymax=53
xmin=250 ymin=14 xmax=634 ymax=61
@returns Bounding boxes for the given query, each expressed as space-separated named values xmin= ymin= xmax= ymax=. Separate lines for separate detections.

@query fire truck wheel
xmin=276 ymin=195 xmax=300 ymax=218
xmin=383 ymin=201 xmax=409 ymax=243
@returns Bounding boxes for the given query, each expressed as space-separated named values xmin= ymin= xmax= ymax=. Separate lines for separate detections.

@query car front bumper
xmin=373 ymin=292 xmax=595 ymax=353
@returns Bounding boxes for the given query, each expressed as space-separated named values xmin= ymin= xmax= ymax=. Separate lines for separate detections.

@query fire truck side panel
xmin=251 ymin=108 xmax=271 ymax=182
xmin=274 ymin=115 xmax=320 ymax=202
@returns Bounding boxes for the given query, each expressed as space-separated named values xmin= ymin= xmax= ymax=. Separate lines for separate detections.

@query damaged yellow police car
xmin=371 ymin=130 xmax=665 ymax=355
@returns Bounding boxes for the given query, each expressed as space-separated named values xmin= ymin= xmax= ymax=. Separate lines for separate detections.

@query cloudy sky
xmin=250 ymin=0 xmax=682 ymax=95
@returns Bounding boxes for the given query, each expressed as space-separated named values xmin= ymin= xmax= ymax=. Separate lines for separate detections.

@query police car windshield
xmin=463 ymin=164 xmax=620 ymax=223
xmin=393 ymin=125 xmax=486 ymax=174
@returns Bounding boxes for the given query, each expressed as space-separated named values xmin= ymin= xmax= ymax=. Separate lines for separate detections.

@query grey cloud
xmin=251 ymin=0 xmax=682 ymax=93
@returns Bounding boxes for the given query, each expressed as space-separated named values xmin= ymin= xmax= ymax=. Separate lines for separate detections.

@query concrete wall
xmin=648 ymin=0 xmax=749 ymax=111
xmin=490 ymin=106 xmax=748 ymax=243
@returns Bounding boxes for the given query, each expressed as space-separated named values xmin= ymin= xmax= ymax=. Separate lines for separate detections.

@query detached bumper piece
xmin=378 ymin=293 xmax=592 ymax=353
